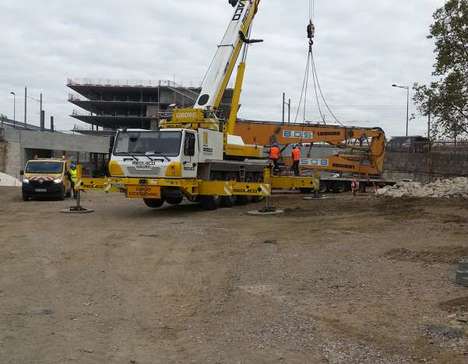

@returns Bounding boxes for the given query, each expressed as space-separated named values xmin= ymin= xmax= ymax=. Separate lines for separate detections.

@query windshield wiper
xmin=118 ymin=152 xmax=139 ymax=161
xmin=147 ymin=151 xmax=170 ymax=162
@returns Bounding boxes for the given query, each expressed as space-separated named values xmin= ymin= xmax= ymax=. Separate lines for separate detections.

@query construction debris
xmin=376 ymin=177 xmax=468 ymax=199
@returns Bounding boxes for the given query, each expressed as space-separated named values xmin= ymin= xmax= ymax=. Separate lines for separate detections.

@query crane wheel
xmin=166 ymin=196 xmax=183 ymax=205
xmin=234 ymin=196 xmax=249 ymax=205
xmin=200 ymin=196 xmax=220 ymax=210
xmin=143 ymin=198 xmax=164 ymax=209
xmin=220 ymin=196 xmax=234 ymax=208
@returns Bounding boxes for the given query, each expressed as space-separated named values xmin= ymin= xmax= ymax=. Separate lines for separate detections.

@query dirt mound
xmin=384 ymin=246 xmax=468 ymax=265
xmin=376 ymin=177 xmax=468 ymax=199
xmin=439 ymin=296 xmax=468 ymax=313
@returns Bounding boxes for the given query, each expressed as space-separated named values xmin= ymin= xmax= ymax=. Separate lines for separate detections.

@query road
xmin=0 ymin=187 xmax=467 ymax=363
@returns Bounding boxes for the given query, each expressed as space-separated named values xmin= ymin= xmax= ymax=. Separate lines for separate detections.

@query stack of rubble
xmin=376 ymin=177 xmax=468 ymax=198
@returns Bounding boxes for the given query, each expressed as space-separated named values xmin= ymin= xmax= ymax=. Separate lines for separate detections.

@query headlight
xmin=23 ymin=178 xmax=30 ymax=184
xmin=53 ymin=178 xmax=62 ymax=184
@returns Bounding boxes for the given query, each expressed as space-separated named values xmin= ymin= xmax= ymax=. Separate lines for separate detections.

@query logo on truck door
xmin=202 ymin=131 xmax=213 ymax=155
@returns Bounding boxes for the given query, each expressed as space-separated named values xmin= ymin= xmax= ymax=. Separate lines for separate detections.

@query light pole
xmin=10 ymin=92 xmax=16 ymax=127
xmin=392 ymin=84 xmax=410 ymax=137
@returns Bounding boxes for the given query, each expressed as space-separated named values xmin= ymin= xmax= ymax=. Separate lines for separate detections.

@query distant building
xmin=67 ymin=79 xmax=233 ymax=131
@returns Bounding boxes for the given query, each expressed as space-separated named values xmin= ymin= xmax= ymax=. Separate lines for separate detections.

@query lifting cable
xmin=294 ymin=0 xmax=344 ymax=127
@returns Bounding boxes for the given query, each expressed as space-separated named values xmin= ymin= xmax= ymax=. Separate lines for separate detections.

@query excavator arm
xmin=233 ymin=121 xmax=387 ymax=176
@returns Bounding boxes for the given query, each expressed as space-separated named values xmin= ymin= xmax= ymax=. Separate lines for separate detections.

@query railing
xmin=67 ymin=78 xmax=200 ymax=89
xmin=431 ymin=140 xmax=468 ymax=151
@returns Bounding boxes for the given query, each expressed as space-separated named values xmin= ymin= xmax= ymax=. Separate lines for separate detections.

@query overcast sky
xmin=0 ymin=0 xmax=445 ymax=137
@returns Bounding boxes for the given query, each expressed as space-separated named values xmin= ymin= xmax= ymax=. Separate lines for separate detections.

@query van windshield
xmin=26 ymin=162 xmax=64 ymax=174
xmin=113 ymin=131 xmax=182 ymax=157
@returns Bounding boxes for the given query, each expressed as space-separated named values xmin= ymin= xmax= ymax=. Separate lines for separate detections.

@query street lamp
xmin=392 ymin=84 xmax=410 ymax=137
xmin=10 ymin=92 xmax=16 ymax=128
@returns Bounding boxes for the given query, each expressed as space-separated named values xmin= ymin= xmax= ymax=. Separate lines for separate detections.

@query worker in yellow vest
xmin=68 ymin=162 xmax=78 ymax=199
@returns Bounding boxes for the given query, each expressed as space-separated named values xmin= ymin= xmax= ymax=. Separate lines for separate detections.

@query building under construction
xmin=67 ymin=79 xmax=234 ymax=131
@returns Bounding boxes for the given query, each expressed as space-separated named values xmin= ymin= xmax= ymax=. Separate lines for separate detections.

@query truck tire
xmin=143 ymin=198 xmax=164 ymax=209
xmin=220 ymin=196 xmax=234 ymax=208
xmin=200 ymin=196 xmax=219 ymax=210
xmin=319 ymin=182 xmax=328 ymax=194
xmin=234 ymin=196 xmax=249 ymax=205
xmin=166 ymin=196 xmax=183 ymax=205
xmin=300 ymin=188 xmax=313 ymax=194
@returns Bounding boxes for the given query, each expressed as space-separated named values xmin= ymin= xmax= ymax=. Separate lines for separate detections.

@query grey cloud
xmin=0 ymin=0 xmax=445 ymax=136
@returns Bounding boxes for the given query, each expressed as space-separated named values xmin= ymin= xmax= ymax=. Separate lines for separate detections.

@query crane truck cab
xmin=108 ymin=128 xmax=266 ymax=208
xmin=21 ymin=158 xmax=72 ymax=201
xmin=109 ymin=128 xmax=225 ymax=180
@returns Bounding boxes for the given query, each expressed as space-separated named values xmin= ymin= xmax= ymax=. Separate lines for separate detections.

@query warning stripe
xmin=29 ymin=176 xmax=54 ymax=182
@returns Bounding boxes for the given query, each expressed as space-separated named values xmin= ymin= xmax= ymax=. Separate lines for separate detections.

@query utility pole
xmin=24 ymin=87 xmax=27 ymax=125
xmin=392 ymin=84 xmax=410 ymax=136
xmin=39 ymin=93 xmax=43 ymax=130
xmin=10 ymin=92 xmax=16 ymax=127
xmin=50 ymin=116 xmax=54 ymax=132
xmin=427 ymin=96 xmax=431 ymax=140
xmin=406 ymin=87 xmax=409 ymax=137
xmin=40 ymin=110 xmax=45 ymax=131
xmin=282 ymin=92 xmax=285 ymax=124
xmin=288 ymin=98 xmax=291 ymax=124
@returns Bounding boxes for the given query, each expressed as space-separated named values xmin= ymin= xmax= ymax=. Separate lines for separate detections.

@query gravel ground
xmin=0 ymin=187 xmax=468 ymax=363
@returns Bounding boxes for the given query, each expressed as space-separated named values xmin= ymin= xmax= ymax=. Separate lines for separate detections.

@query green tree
xmin=413 ymin=0 xmax=468 ymax=140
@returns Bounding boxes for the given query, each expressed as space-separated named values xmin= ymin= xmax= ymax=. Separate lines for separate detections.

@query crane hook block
xmin=307 ymin=21 xmax=315 ymax=40
xmin=229 ymin=0 xmax=239 ymax=7
xmin=239 ymin=31 xmax=264 ymax=44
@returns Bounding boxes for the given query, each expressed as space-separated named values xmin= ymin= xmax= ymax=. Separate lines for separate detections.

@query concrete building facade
xmin=0 ymin=124 xmax=110 ymax=180
xmin=68 ymin=79 xmax=234 ymax=130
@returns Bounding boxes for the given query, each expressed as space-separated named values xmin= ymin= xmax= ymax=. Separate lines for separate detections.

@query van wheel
xmin=59 ymin=187 xmax=66 ymax=201
xmin=22 ymin=193 xmax=30 ymax=201
xmin=144 ymin=198 xmax=164 ymax=208
xmin=200 ymin=196 xmax=219 ymax=210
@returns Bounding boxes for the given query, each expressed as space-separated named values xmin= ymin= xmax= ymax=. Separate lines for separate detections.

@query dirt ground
xmin=1 ymin=187 xmax=468 ymax=364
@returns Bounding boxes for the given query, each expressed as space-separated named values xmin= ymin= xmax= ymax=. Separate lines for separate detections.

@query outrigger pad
xmin=61 ymin=206 xmax=95 ymax=214
xmin=247 ymin=207 xmax=284 ymax=216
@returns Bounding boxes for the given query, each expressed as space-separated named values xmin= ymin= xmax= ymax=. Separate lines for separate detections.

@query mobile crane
xmin=96 ymin=0 xmax=319 ymax=210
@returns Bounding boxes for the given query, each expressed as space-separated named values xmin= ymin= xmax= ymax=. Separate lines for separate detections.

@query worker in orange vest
xmin=269 ymin=143 xmax=281 ymax=173
xmin=291 ymin=144 xmax=301 ymax=176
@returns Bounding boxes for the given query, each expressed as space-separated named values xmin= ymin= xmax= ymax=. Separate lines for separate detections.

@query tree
xmin=413 ymin=0 xmax=468 ymax=140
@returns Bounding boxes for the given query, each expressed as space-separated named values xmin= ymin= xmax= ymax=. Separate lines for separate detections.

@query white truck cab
xmin=109 ymin=128 xmax=224 ymax=179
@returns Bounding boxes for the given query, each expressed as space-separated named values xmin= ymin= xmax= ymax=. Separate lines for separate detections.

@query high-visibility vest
xmin=70 ymin=168 xmax=77 ymax=183
xmin=269 ymin=146 xmax=280 ymax=160
xmin=292 ymin=148 xmax=301 ymax=162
